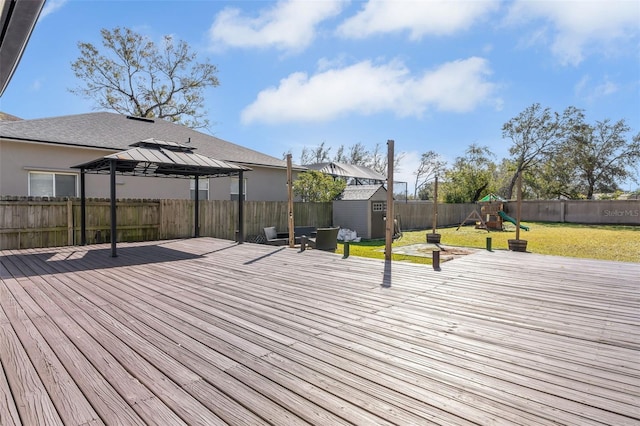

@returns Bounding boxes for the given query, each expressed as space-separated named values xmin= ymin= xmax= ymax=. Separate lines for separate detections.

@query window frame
xmin=230 ymin=177 xmax=247 ymax=201
xmin=190 ymin=177 xmax=210 ymax=200
xmin=372 ymin=201 xmax=386 ymax=212
xmin=28 ymin=171 xmax=78 ymax=197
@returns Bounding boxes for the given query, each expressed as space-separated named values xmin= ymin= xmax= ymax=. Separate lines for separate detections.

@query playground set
xmin=457 ymin=194 xmax=530 ymax=232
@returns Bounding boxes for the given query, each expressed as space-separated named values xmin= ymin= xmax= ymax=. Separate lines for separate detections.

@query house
xmin=0 ymin=112 xmax=305 ymax=200
xmin=333 ymin=184 xmax=389 ymax=239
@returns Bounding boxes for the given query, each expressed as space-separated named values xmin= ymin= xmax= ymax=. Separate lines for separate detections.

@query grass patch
xmin=337 ymin=239 xmax=432 ymax=264
xmin=335 ymin=222 xmax=640 ymax=263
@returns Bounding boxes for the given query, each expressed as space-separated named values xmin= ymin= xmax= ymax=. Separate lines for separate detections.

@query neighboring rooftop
xmin=305 ymin=162 xmax=386 ymax=183
xmin=0 ymin=111 xmax=22 ymax=121
xmin=0 ymin=112 xmax=299 ymax=169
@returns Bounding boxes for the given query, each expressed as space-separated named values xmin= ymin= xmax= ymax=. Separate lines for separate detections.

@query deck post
xmin=194 ymin=176 xmax=200 ymax=238
xmin=110 ymin=159 xmax=117 ymax=257
xmin=385 ymin=140 xmax=394 ymax=261
xmin=80 ymin=168 xmax=86 ymax=245
xmin=432 ymin=250 xmax=440 ymax=271
xmin=287 ymin=154 xmax=294 ymax=248
xmin=238 ymin=170 xmax=244 ymax=244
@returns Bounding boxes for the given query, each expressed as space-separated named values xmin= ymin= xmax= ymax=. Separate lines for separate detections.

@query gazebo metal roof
xmin=71 ymin=138 xmax=251 ymax=256
xmin=72 ymin=138 xmax=251 ymax=178
xmin=304 ymin=162 xmax=386 ymax=183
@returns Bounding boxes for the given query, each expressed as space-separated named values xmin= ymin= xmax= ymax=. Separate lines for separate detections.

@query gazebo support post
xmin=80 ymin=168 xmax=86 ymax=245
xmin=237 ymin=170 xmax=244 ymax=244
xmin=194 ymin=176 xmax=200 ymax=237
xmin=109 ymin=159 xmax=117 ymax=257
xmin=71 ymin=139 xmax=251 ymax=256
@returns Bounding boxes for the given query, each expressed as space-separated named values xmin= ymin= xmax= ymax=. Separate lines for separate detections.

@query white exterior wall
xmin=209 ymin=167 xmax=301 ymax=202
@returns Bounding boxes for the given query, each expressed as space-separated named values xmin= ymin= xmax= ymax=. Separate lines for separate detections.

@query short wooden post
xmin=432 ymin=250 xmax=440 ymax=271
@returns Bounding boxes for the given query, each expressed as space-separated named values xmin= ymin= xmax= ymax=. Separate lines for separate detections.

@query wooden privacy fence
xmin=2 ymin=197 xmax=637 ymax=250
xmin=394 ymin=202 xmax=476 ymax=230
xmin=0 ymin=197 xmax=333 ymax=250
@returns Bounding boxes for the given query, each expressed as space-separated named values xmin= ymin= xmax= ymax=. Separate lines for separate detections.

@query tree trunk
xmin=507 ymin=159 xmax=526 ymax=200
xmin=506 ymin=172 xmax=518 ymax=200
xmin=473 ymin=183 xmax=488 ymax=202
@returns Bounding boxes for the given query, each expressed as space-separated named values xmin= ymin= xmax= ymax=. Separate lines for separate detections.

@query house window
xmin=372 ymin=202 xmax=386 ymax=212
xmin=230 ymin=177 xmax=247 ymax=201
xmin=190 ymin=178 xmax=209 ymax=200
xmin=28 ymin=172 xmax=77 ymax=197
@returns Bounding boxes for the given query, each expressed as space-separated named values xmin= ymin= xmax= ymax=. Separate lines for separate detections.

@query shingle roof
xmin=0 ymin=112 xmax=296 ymax=169
xmin=340 ymin=184 xmax=386 ymax=200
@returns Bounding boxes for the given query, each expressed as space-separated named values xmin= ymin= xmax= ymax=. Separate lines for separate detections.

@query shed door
xmin=371 ymin=201 xmax=386 ymax=239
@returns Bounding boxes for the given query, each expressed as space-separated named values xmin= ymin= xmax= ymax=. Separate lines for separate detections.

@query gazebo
xmin=304 ymin=162 xmax=386 ymax=185
xmin=72 ymin=138 xmax=251 ymax=256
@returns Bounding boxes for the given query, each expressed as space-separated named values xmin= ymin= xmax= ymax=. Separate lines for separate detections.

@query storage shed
xmin=333 ymin=184 xmax=388 ymax=240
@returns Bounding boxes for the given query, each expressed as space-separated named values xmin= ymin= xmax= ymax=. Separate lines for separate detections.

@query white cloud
xmin=39 ymin=0 xmax=68 ymax=19
xmin=30 ymin=78 xmax=44 ymax=92
xmin=337 ymin=0 xmax=500 ymax=40
xmin=575 ymin=75 xmax=619 ymax=103
xmin=208 ymin=0 xmax=346 ymax=52
xmin=505 ymin=0 xmax=640 ymax=66
xmin=241 ymin=57 xmax=496 ymax=124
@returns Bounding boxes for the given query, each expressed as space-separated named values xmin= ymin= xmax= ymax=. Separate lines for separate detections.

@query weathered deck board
xmin=0 ymin=288 xmax=64 ymax=426
xmin=0 ymin=277 xmax=103 ymax=426
xmin=1 ymin=237 xmax=639 ymax=425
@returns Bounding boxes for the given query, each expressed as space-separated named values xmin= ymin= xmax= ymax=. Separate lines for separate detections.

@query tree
xmin=367 ymin=142 xmax=405 ymax=176
xmin=413 ymin=150 xmax=446 ymax=199
xmin=502 ymin=103 xmax=583 ymax=199
xmin=567 ymin=119 xmax=640 ymax=199
xmin=348 ymin=142 xmax=370 ymax=165
xmin=292 ymin=170 xmax=346 ymax=202
xmin=529 ymin=153 xmax=583 ymax=199
xmin=70 ymin=27 xmax=219 ymax=129
xmin=333 ymin=145 xmax=348 ymax=163
xmin=443 ymin=144 xmax=496 ymax=203
xmin=300 ymin=141 xmax=331 ymax=165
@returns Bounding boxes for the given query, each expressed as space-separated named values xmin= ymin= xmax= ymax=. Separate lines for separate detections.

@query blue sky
xmin=2 ymin=0 xmax=639 ymax=192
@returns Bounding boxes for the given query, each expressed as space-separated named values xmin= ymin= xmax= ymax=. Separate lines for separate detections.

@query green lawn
xmin=335 ymin=222 xmax=640 ymax=264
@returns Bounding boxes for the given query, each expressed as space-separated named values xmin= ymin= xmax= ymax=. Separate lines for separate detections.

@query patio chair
xmin=308 ymin=227 xmax=340 ymax=252
xmin=263 ymin=227 xmax=289 ymax=246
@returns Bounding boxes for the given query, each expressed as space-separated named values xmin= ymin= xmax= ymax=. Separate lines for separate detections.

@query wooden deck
xmin=1 ymin=238 xmax=638 ymax=425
